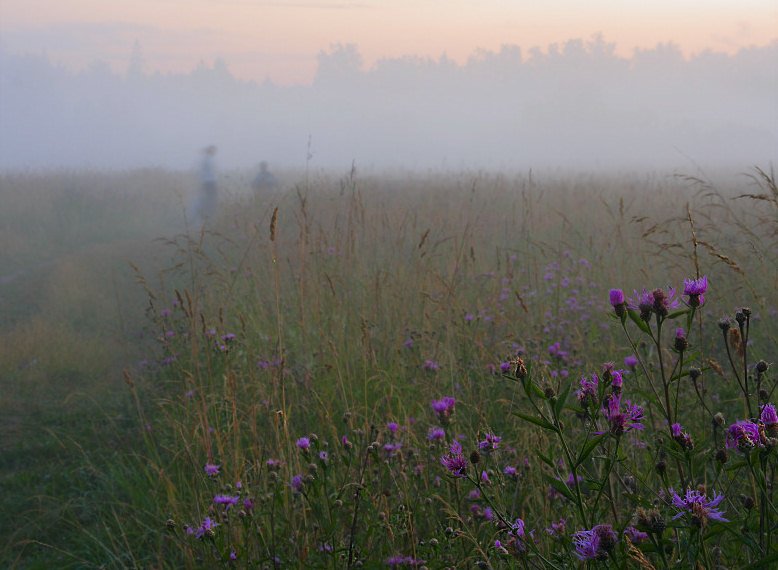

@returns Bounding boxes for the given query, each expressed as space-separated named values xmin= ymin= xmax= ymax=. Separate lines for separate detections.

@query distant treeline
xmin=0 ymin=36 xmax=776 ymax=170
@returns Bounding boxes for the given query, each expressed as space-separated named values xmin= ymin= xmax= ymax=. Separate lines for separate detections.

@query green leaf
xmin=627 ymin=309 xmax=651 ymax=334
xmin=743 ymin=552 xmax=778 ymax=569
xmin=575 ymin=433 xmax=608 ymax=467
xmin=666 ymin=308 xmax=690 ymax=320
xmin=544 ymin=475 xmax=575 ymax=501
xmin=512 ymin=411 xmax=558 ymax=432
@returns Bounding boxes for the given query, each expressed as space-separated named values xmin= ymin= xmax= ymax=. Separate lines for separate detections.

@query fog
xmin=1 ymin=36 xmax=776 ymax=172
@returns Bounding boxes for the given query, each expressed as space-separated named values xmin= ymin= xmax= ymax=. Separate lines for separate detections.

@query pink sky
xmin=2 ymin=0 xmax=776 ymax=84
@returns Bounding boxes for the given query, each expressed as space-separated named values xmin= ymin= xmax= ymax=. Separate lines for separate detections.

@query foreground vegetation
xmin=1 ymin=166 xmax=776 ymax=568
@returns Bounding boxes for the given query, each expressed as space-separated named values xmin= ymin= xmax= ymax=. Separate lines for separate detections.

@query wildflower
xmin=194 ymin=516 xmax=218 ymax=539
xmin=760 ymin=403 xmax=778 ymax=428
xmin=624 ymin=355 xmax=638 ymax=370
xmin=503 ymin=465 xmax=518 ymax=478
xmin=609 ymin=289 xmax=626 ymax=317
xmin=683 ymin=275 xmax=707 ymax=308
xmin=601 ymin=393 xmax=644 ymax=435
xmin=478 ymin=433 xmax=502 ymax=453
xmin=296 ymin=437 xmax=311 ymax=451
xmin=383 ymin=442 xmax=402 ymax=457
xmin=221 ymin=333 xmax=236 ymax=343
xmin=674 ymin=327 xmax=688 ymax=352
xmin=545 ymin=518 xmax=567 ymax=537
xmin=214 ymin=495 xmax=240 ymax=512
xmin=243 ymin=498 xmax=254 ymax=511
xmin=440 ymin=440 xmax=467 ymax=477
xmin=385 ymin=555 xmax=425 ymax=568
xmin=726 ymin=420 xmax=764 ymax=452
xmin=266 ymin=458 xmax=282 ymax=470
xmin=422 ymin=359 xmax=439 ymax=372
xmin=480 ymin=470 xmax=490 ymax=484
xmin=670 ymin=488 xmax=728 ymax=526
xmin=427 ymin=427 xmax=446 ymax=441
xmin=631 ymin=289 xmax=655 ymax=321
xmin=318 ymin=451 xmax=329 ymax=464
xmin=341 ymin=435 xmax=353 ymax=450
xmin=610 ymin=370 xmax=623 ymax=393
xmin=290 ymin=474 xmax=304 ymax=494
xmin=671 ymin=423 xmax=694 ymax=451
xmin=573 ymin=524 xmax=618 ymax=561
xmin=624 ymin=526 xmax=648 ymax=544
xmin=499 ymin=361 xmax=512 ymax=374
xmin=229 ymin=550 xmax=237 ymax=561
xmin=431 ymin=396 xmax=456 ymax=423
xmin=651 ymin=287 xmax=678 ymax=318
xmin=387 ymin=421 xmax=399 ymax=434
xmin=204 ymin=463 xmax=220 ymax=477
xmin=403 ymin=337 xmax=414 ymax=349
xmin=576 ymin=373 xmax=599 ymax=408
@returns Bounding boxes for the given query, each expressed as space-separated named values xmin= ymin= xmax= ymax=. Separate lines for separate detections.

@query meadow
xmin=1 ymin=166 xmax=776 ymax=568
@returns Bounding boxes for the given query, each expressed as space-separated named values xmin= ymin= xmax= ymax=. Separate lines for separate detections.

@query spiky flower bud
xmin=689 ymin=367 xmax=701 ymax=381
xmin=469 ymin=450 xmax=481 ymax=465
xmin=718 ymin=318 xmax=731 ymax=332
xmin=756 ymin=360 xmax=769 ymax=373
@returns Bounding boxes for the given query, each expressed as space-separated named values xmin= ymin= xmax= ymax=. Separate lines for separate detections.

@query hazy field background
xmin=0 ymin=165 xmax=775 ymax=567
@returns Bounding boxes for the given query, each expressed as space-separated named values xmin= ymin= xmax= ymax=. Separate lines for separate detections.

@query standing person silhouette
xmin=252 ymin=161 xmax=279 ymax=195
xmin=194 ymin=145 xmax=218 ymax=224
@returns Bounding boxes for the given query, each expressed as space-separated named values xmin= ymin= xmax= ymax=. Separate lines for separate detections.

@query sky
xmin=1 ymin=0 xmax=777 ymax=84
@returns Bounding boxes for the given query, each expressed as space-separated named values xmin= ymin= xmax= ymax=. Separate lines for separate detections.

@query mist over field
xmin=1 ymin=37 xmax=776 ymax=171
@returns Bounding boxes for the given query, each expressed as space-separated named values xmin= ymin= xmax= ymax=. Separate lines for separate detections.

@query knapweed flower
xmin=726 ymin=420 xmax=764 ymax=452
xmin=204 ymin=463 xmax=220 ymax=477
xmin=387 ymin=421 xmax=399 ymax=434
xmin=760 ymin=403 xmax=778 ymax=437
xmin=431 ymin=396 xmax=456 ymax=423
xmin=440 ymin=440 xmax=467 ymax=477
xmin=576 ymin=373 xmax=599 ymax=408
xmin=383 ymin=442 xmax=402 ymax=457
xmin=573 ymin=524 xmax=618 ymax=561
xmin=340 ymin=435 xmax=353 ymax=450
xmin=213 ymin=494 xmax=240 ymax=509
xmin=609 ymin=289 xmax=626 ymax=317
xmin=385 ymin=555 xmax=425 ymax=568
xmin=683 ymin=275 xmax=707 ymax=307
xmin=427 ymin=427 xmax=446 ymax=441
xmin=671 ymin=423 xmax=694 ymax=451
xmin=610 ymin=370 xmax=623 ymax=392
xmin=194 ymin=516 xmax=218 ymax=539
xmin=623 ymin=526 xmax=649 ymax=544
xmin=422 ymin=359 xmax=439 ymax=372
xmin=266 ymin=458 xmax=283 ymax=470
xmin=601 ymin=393 xmax=644 ymax=435
xmin=503 ymin=465 xmax=518 ymax=479
xmin=624 ymin=354 xmax=638 ymax=370
xmin=674 ymin=328 xmax=688 ymax=352
xmin=296 ymin=437 xmax=311 ymax=451
xmin=290 ymin=474 xmax=304 ymax=494
xmin=545 ymin=518 xmax=567 ymax=537
xmin=670 ymin=488 xmax=728 ymax=526
xmin=318 ymin=451 xmax=329 ymax=464
xmin=478 ymin=433 xmax=502 ymax=453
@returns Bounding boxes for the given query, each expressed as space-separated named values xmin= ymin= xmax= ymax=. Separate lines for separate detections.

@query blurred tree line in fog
xmin=1 ymin=35 xmax=775 ymax=170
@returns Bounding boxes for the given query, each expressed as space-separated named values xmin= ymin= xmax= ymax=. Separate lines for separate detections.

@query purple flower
xmin=610 ymin=370 xmax=623 ymax=391
xmin=387 ymin=421 xmax=400 ymax=434
xmin=422 ymin=359 xmax=439 ymax=372
xmin=383 ymin=442 xmax=402 ymax=457
xmin=204 ymin=463 xmax=220 ymax=477
xmin=670 ymin=488 xmax=728 ymax=526
xmin=726 ymin=420 xmax=764 ymax=451
xmin=229 ymin=549 xmax=237 ymax=561
xmin=683 ymin=275 xmax=707 ymax=307
xmin=403 ymin=337 xmax=414 ymax=349
xmin=624 ymin=355 xmax=638 ymax=370
xmin=341 ymin=435 xmax=353 ymax=450
xmin=576 ymin=373 xmax=599 ymax=407
xmin=609 ymin=289 xmax=625 ymax=307
xmin=290 ymin=474 xmax=304 ymax=494
xmin=671 ymin=423 xmax=694 ymax=451
xmin=296 ymin=437 xmax=311 ymax=451
xmin=194 ymin=516 xmax=218 ymax=539
xmin=213 ymin=494 xmax=240 ymax=508
xmin=385 ymin=555 xmax=425 ymax=568
xmin=573 ymin=524 xmax=618 ymax=560
xmin=601 ymin=394 xmax=644 ymax=435
xmin=318 ymin=451 xmax=329 ymax=463
xmin=440 ymin=441 xmax=467 ymax=477
xmin=760 ymin=403 xmax=778 ymax=426
xmin=431 ymin=396 xmax=456 ymax=422
xmin=427 ymin=427 xmax=446 ymax=441
xmin=545 ymin=518 xmax=567 ymax=537
xmin=499 ymin=361 xmax=512 ymax=373
xmin=266 ymin=458 xmax=282 ymax=470
xmin=503 ymin=465 xmax=518 ymax=478
xmin=478 ymin=433 xmax=502 ymax=453
xmin=624 ymin=526 xmax=648 ymax=544
xmin=221 ymin=333 xmax=236 ymax=343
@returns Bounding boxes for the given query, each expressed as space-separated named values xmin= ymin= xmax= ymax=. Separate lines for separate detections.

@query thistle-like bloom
xmin=545 ymin=518 xmax=567 ymax=537
xmin=503 ymin=465 xmax=518 ymax=478
xmin=422 ymin=359 xmax=439 ymax=372
xmin=427 ymin=426 xmax=446 ymax=441
xmin=213 ymin=494 xmax=240 ymax=508
xmin=296 ymin=437 xmax=311 ymax=451
xmin=204 ymin=463 xmax=220 ymax=477
xmin=601 ymin=394 xmax=644 ymax=435
xmin=440 ymin=440 xmax=467 ymax=477
xmin=576 ymin=373 xmax=599 ymax=408
xmin=670 ymin=488 xmax=728 ymax=526
xmin=573 ymin=524 xmax=618 ymax=561
xmin=760 ymin=403 xmax=778 ymax=426
xmin=624 ymin=355 xmax=638 ymax=370
xmin=671 ymin=423 xmax=694 ymax=451
xmin=609 ymin=289 xmax=625 ymax=308
xmin=194 ymin=516 xmax=218 ymax=539
xmin=623 ymin=526 xmax=649 ymax=544
xmin=387 ymin=421 xmax=400 ymax=434
xmin=674 ymin=327 xmax=688 ymax=352
xmin=610 ymin=370 xmax=623 ymax=392
xmin=290 ymin=474 xmax=304 ymax=494
xmin=478 ymin=433 xmax=502 ymax=452
xmin=726 ymin=420 xmax=764 ymax=452
xmin=683 ymin=275 xmax=707 ymax=307
xmin=431 ymin=396 xmax=456 ymax=423
xmin=385 ymin=555 xmax=425 ymax=568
